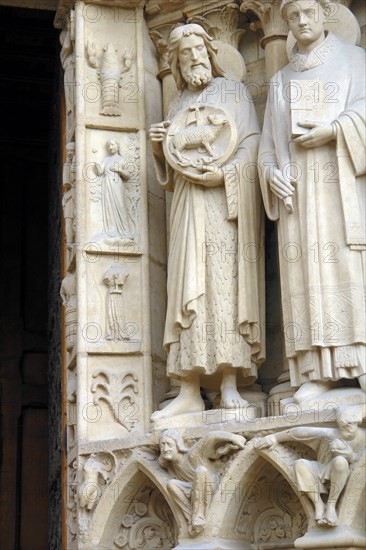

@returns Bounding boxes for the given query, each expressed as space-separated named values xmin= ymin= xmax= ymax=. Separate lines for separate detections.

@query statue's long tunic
xmin=259 ymin=34 xmax=366 ymax=385
xmin=154 ymin=77 xmax=264 ymax=382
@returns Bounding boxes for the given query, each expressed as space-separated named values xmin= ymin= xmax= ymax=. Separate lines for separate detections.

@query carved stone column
xmin=240 ymin=0 xmax=289 ymax=79
xmin=56 ymin=1 xmax=154 ymax=547
xmin=146 ymin=4 xmax=184 ymax=117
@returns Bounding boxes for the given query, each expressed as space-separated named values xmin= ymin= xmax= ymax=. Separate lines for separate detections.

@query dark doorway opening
xmin=0 ymin=6 xmax=59 ymax=549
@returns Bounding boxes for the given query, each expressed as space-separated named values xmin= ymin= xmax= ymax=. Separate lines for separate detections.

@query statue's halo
xmin=286 ymin=3 xmax=361 ymax=60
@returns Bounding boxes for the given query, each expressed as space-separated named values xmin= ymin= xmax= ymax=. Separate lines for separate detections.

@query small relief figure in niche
xmin=102 ymin=265 xmax=129 ymax=341
xmin=62 ymin=142 xmax=76 ymax=250
xmin=86 ymin=41 xmax=132 ymax=116
xmin=60 ymin=272 xmax=77 ymax=353
xmin=255 ymin=407 xmax=366 ymax=527
xmin=67 ymin=376 xmax=77 ymax=449
xmin=93 ymin=139 xmax=135 ymax=245
xmin=60 ymin=12 xmax=75 ymax=141
xmin=158 ymin=429 xmax=246 ymax=536
xmin=78 ymin=453 xmax=113 ymax=512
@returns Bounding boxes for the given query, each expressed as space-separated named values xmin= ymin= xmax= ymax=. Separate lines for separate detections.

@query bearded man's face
xmin=178 ymin=34 xmax=212 ymax=90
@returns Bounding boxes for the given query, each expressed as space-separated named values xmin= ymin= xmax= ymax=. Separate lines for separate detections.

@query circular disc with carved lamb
xmin=163 ymin=105 xmax=237 ymax=178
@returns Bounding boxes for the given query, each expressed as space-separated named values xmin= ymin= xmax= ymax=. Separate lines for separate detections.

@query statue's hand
xmin=149 ymin=121 xmax=170 ymax=162
xmin=254 ymin=434 xmax=278 ymax=451
xmin=330 ymin=439 xmax=353 ymax=461
xmin=149 ymin=121 xmax=171 ymax=143
xmin=269 ymin=168 xmax=295 ymax=200
xmin=230 ymin=433 xmax=246 ymax=449
xmin=294 ymin=121 xmax=335 ymax=149
xmin=186 ymin=166 xmax=224 ymax=188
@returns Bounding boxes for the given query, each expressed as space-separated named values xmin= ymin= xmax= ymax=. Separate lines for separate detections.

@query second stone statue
xmin=150 ymin=23 xmax=265 ymax=422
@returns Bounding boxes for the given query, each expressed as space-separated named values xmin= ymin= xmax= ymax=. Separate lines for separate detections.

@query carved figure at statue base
xmin=255 ymin=407 xmax=366 ymax=528
xmin=258 ymin=0 xmax=366 ymax=410
xmin=62 ymin=141 xmax=76 ymax=251
xmin=158 ymin=429 xmax=246 ymax=536
xmin=150 ymin=23 xmax=264 ymax=421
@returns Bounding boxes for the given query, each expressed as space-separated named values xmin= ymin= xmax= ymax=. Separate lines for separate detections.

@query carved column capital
xmin=145 ymin=1 xmax=185 ymax=80
xmin=149 ymin=24 xmax=175 ymax=79
xmin=240 ymin=0 xmax=288 ymax=48
xmin=186 ymin=2 xmax=246 ymax=49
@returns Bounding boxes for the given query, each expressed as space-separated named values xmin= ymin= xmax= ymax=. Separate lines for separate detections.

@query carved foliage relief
xmin=114 ymin=484 xmax=177 ymax=549
xmin=91 ymin=370 xmax=139 ymax=432
xmin=235 ymin=463 xmax=307 ymax=547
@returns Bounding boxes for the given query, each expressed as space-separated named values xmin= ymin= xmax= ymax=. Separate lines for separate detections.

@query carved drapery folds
xmin=60 ymin=271 xmax=77 ymax=355
xmin=60 ymin=9 xmax=76 ymax=142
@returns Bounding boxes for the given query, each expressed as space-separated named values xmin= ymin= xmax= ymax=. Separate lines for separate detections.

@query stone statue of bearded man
xmin=150 ymin=24 xmax=265 ymax=421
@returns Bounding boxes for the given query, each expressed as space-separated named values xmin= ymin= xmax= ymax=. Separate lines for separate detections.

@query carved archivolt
xmin=87 ymin=457 xmax=180 ymax=549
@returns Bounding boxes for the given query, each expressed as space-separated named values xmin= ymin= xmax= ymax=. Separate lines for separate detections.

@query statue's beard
xmin=185 ymin=65 xmax=213 ymax=88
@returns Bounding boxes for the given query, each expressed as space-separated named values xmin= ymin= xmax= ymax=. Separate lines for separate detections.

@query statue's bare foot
xmin=151 ymin=393 xmax=204 ymax=422
xmin=314 ymin=499 xmax=326 ymax=522
xmin=190 ymin=515 xmax=206 ymax=535
xmin=220 ymin=387 xmax=248 ymax=409
xmin=321 ymin=504 xmax=338 ymax=527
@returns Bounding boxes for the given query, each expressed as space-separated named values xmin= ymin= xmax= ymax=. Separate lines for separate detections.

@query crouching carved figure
xmin=158 ymin=430 xmax=245 ymax=536
xmin=254 ymin=407 xmax=366 ymax=528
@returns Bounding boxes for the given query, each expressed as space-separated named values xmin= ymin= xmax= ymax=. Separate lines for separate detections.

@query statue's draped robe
xmin=259 ymin=34 xmax=366 ymax=386
xmin=154 ymin=77 xmax=264 ymax=381
xmin=99 ymin=153 xmax=133 ymax=240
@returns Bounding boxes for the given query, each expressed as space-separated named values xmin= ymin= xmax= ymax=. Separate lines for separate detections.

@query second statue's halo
xmin=163 ymin=104 xmax=237 ymax=178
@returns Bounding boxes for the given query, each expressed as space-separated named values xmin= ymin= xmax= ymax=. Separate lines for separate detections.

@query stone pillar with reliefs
xmin=56 ymin=1 xmax=154 ymax=547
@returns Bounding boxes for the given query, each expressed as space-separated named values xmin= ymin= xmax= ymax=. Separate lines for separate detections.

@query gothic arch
xmin=88 ymin=455 xmax=186 ymax=548
xmin=204 ymin=443 xmax=310 ymax=546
